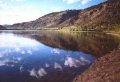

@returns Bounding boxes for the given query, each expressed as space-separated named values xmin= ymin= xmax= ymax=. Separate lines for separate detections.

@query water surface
xmin=0 ymin=30 xmax=119 ymax=82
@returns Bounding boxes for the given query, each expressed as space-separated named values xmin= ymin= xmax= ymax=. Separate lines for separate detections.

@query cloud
xmin=63 ymin=0 xmax=80 ymax=4
xmin=80 ymin=56 xmax=91 ymax=64
xmin=64 ymin=56 xmax=91 ymax=68
xmin=29 ymin=68 xmax=47 ymax=78
xmin=27 ymin=50 xmax=32 ymax=55
xmin=51 ymin=49 xmax=60 ymax=55
xmin=54 ymin=62 xmax=62 ymax=70
xmin=29 ymin=69 xmax=38 ymax=78
xmin=81 ymin=0 xmax=91 ymax=5
xmin=0 ymin=59 xmax=9 ymax=66
xmin=15 ymin=47 xmax=21 ymax=52
xmin=45 ymin=63 xmax=50 ymax=68
xmin=0 ymin=33 xmax=40 ymax=48
xmin=64 ymin=57 xmax=84 ymax=68
xmin=20 ymin=65 xmax=24 ymax=72
xmin=63 ymin=0 xmax=91 ymax=4
xmin=0 ymin=58 xmax=22 ymax=67
xmin=38 ymin=68 xmax=47 ymax=77
xmin=0 ymin=2 xmax=44 ymax=25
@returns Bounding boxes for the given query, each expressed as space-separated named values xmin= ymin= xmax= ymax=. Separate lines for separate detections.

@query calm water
xmin=0 ymin=30 xmax=120 ymax=82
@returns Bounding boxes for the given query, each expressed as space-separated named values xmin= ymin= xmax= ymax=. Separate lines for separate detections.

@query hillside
xmin=9 ymin=0 xmax=120 ymax=30
xmin=76 ymin=0 xmax=120 ymax=29
xmin=10 ymin=10 xmax=81 ymax=29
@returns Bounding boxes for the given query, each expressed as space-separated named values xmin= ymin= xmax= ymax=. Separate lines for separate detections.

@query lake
xmin=0 ymin=30 xmax=120 ymax=82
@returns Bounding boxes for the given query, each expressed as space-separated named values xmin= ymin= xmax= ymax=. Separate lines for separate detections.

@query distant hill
xmin=8 ymin=0 xmax=120 ymax=29
xmin=0 ymin=25 xmax=5 ymax=30
xmin=10 ymin=10 xmax=81 ymax=29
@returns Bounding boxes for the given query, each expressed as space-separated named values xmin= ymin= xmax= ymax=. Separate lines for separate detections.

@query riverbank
xmin=73 ymin=44 xmax=120 ymax=82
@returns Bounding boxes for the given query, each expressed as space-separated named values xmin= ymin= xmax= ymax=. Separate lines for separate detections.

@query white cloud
xmin=0 ymin=58 xmax=22 ymax=67
xmin=27 ymin=50 xmax=32 ymax=55
xmin=15 ymin=47 xmax=21 ymax=52
xmin=0 ymin=33 xmax=40 ymax=48
xmin=38 ymin=68 xmax=47 ymax=77
xmin=64 ymin=56 xmax=91 ymax=68
xmin=81 ymin=0 xmax=91 ymax=5
xmin=51 ymin=49 xmax=60 ymax=55
xmin=45 ymin=63 xmax=50 ymax=68
xmin=0 ymin=33 xmax=40 ymax=58
xmin=54 ymin=62 xmax=62 ymax=70
xmin=21 ymin=50 xmax=25 ymax=54
xmin=0 ymin=59 xmax=9 ymax=66
xmin=29 ymin=68 xmax=47 ymax=78
xmin=64 ymin=57 xmax=84 ymax=68
xmin=63 ymin=0 xmax=91 ymax=4
xmin=63 ymin=0 xmax=80 ymax=4
xmin=80 ymin=57 xmax=91 ymax=64
xmin=0 ymin=3 xmax=44 ymax=25
xmin=29 ymin=69 xmax=38 ymax=78
xmin=20 ymin=65 xmax=24 ymax=72
xmin=17 ymin=57 xmax=22 ymax=61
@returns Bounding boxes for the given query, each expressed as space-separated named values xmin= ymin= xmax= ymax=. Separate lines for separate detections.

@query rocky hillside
xmin=9 ymin=0 xmax=120 ymax=29
xmin=76 ymin=0 xmax=120 ymax=28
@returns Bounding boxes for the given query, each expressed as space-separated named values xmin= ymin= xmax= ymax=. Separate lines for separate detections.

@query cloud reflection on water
xmin=0 ymin=33 xmax=39 ymax=48
xmin=0 ymin=33 xmax=40 ymax=67
xmin=29 ymin=68 xmax=47 ymax=78
xmin=51 ymin=49 xmax=60 ymax=55
xmin=0 ymin=33 xmax=40 ymax=55
xmin=0 ymin=32 xmax=96 ymax=82
xmin=64 ymin=57 xmax=84 ymax=68
xmin=54 ymin=62 xmax=63 ymax=70
xmin=0 ymin=59 xmax=19 ymax=67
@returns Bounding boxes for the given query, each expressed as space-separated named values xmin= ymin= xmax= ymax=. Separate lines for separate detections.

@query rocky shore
xmin=73 ymin=45 xmax=120 ymax=82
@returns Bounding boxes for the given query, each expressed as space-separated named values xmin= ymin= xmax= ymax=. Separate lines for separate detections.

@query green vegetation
xmin=103 ymin=24 xmax=120 ymax=34
xmin=4 ymin=23 xmax=120 ymax=35
xmin=69 ymin=24 xmax=99 ymax=31
xmin=69 ymin=24 xmax=120 ymax=34
xmin=112 ymin=24 xmax=120 ymax=33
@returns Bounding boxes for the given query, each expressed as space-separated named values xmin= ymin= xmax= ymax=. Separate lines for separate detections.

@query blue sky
xmin=0 ymin=0 xmax=107 ymax=25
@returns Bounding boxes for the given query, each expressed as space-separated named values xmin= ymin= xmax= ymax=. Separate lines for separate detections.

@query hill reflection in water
xmin=32 ymin=31 xmax=120 ymax=57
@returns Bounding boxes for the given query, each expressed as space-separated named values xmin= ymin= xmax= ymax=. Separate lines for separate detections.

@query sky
xmin=0 ymin=0 xmax=107 ymax=25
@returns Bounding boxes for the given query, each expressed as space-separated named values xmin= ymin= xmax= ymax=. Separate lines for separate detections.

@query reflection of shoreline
xmin=73 ymin=45 xmax=120 ymax=82
xmin=106 ymin=32 xmax=120 ymax=38
xmin=32 ymin=31 xmax=120 ymax=58
xmin=1 ymin=31 xmax=119 ymax=58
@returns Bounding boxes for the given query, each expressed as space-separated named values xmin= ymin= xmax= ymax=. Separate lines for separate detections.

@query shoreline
xmin=106 ymin=32 xmax=120 ymax=37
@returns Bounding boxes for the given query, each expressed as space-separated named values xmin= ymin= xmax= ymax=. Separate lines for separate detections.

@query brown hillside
xmin=9 ymin=0 xmax=120 ymax=29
